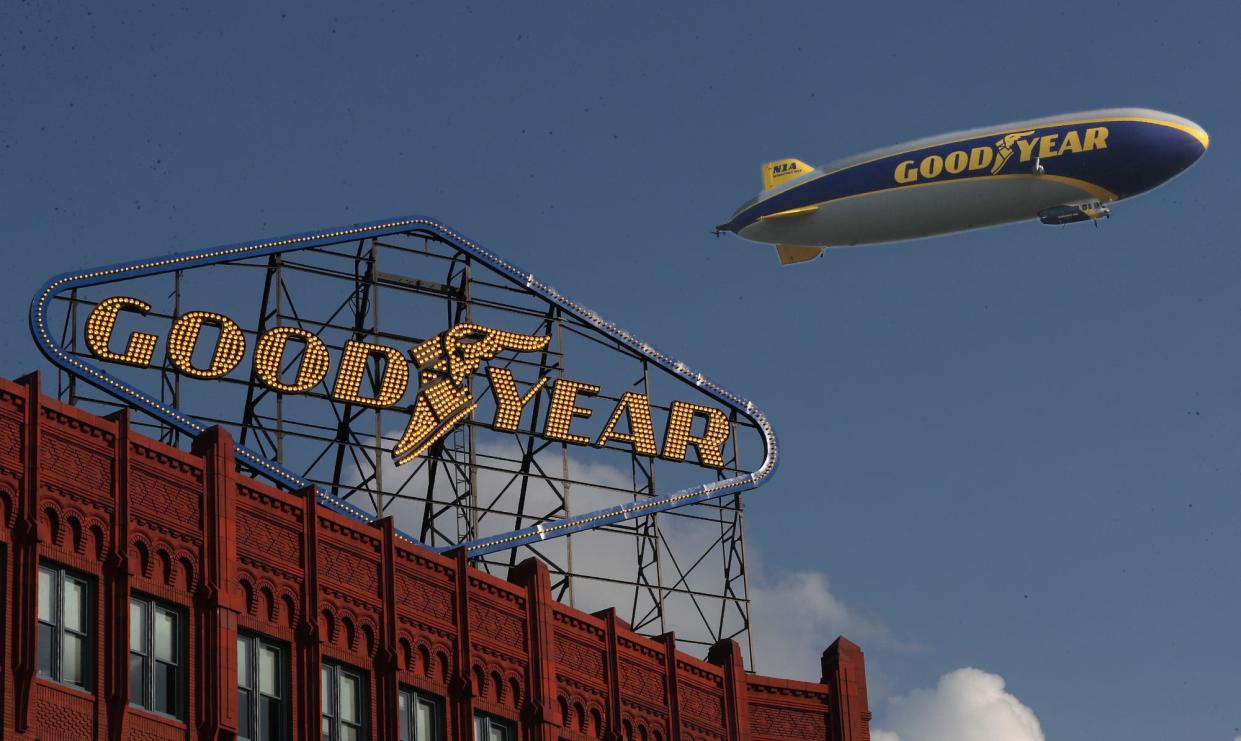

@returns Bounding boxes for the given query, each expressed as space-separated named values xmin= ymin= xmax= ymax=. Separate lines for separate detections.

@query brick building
xmin=0 ymin=373 xmax=872 ymax=740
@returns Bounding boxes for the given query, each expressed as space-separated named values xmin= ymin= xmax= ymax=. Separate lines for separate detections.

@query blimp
xmin=715 ymin=108 xmax=1209 ymax=265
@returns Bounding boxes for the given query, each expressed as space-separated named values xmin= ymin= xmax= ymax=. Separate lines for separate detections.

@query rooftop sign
xmin=30 ymin=216 xmax=777 ymax=557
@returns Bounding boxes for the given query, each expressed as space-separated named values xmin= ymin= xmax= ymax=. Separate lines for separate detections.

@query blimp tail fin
xmin=775 ymin=244 xmax=824 ymax=266
xmin=762 ymin=158 xmax=814 ymax=190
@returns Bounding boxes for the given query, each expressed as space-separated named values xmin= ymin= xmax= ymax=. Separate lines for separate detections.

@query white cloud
xmin=872 ymin=667 xmax=1044 ymax=741
xmin=748 ymin=568 xmax=906 ymax=679
xmin=364 ymin=445 xmax=1039 ymax=741
xmin=349 ymin=436 xmax=900 ymax=674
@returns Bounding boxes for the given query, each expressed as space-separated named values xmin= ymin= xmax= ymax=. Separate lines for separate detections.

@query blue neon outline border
xmin=29 ymin=215 xmax=778 ymax=556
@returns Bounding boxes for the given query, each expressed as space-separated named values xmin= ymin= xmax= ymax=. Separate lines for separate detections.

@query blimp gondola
xmin=715 ymin=108 xmax=1209 ymax=265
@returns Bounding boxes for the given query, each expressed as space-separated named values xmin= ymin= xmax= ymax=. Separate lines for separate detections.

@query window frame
xmin=37 ymin=562 xmax=93 ymax=691
xmin=398 ymin=685 xmax=444 ymax=741
xmin=474 ymin=711 xmax=515 ymax=741
xmin=237 ymin=632 xmax=289 ymax=741
xmin=321 ymin=659 xmax=367 ymax=741
xmin=128 ymin=593 xmax=186 ymax=720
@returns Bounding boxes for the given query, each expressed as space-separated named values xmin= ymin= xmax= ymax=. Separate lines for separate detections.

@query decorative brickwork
xmin=620 ymin=656 xmax=667 ymax=707
xmin=749 ymin=703 xmax=829 ymax=739
xmin=0 ymin=374 xmax=870 ymax=740
xmin=0 ymin=415 xmax=22 ymax=463
xmin=130 ymin=467 xmax=201 ymax=536
xmin=470 ymin=598 xmax=527 ymax=646
xmin=555 ymin=632 xmax=607 ymax=679
xmin=394 ymin=569 xmax=454 ymax=623
xmin=40 ymin=429 xmax=111 ymax=492
xmin=31 ymin=691 xmax=95 ymax=738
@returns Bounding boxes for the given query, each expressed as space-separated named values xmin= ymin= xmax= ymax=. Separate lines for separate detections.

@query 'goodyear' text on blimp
xmin=893 ymin=127 xmax=1110 ymax=184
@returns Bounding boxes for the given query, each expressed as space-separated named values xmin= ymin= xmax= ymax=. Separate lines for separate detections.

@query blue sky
xmin=3 ymin=2 xmax=1239 ymax=739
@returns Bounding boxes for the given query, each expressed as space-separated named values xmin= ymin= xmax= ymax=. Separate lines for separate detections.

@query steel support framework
xmin=48 ymin=228 xmax=762 ymax=658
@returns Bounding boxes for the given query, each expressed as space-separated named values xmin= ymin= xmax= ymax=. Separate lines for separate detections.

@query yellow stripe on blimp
xmin=791 ymin=173 xmax=1119 ymax=214
xmin=1181 ymin=123 xmax=1210 ymax=150
xmin=760 ymin=204 xmax=820 ymax=221
xmin=1126 ymin=117 xmax=1209 ymax=149
xmin=1034 ymin=173 xmax=1119 ymax=202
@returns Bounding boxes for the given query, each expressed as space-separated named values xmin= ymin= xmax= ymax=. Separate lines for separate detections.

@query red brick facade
xmin=0 ymin=372 xmax=871 ymax=740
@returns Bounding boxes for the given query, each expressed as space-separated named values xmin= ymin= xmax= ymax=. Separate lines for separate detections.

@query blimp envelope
xmin=719 ymin=108 xmax=1209 ymax=263
xmin=30 ymin=216 xmax=777 ymax=558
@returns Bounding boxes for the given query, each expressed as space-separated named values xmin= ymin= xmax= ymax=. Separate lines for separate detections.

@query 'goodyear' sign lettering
xmin=893 ymin=127 xmax=1109 ymax=184
xmin=84 ymin=297 xmax=733 ymax=468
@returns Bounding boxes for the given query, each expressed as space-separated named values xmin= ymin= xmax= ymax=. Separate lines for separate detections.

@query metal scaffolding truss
xmin=43 ymin=226 xmax=767 ymax=661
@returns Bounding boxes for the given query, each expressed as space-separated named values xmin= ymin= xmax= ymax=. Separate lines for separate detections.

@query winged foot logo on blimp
xmin=990 ymin=130 xmax=1035 ymax=174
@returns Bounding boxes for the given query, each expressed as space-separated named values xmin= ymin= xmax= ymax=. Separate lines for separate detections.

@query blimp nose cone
xmin=1182 ymin=118 xmax=1209 ymax=158
xmin=1115 ymin=116 xmax=1210 ymax=199
xmin=1179 ymin=116 xmax=1208 ymax=152
xmin=1171 ymin=121 xmax=1210 ymax=176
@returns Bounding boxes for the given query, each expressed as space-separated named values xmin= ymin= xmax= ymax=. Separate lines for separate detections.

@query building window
xmin=321 ymin=661 xmax=366 ymax=741
xmin=474 ymin=713 xmax=515 ymax=741
xmin=399 ymin=686 xmax=443 ymax=741
xmin=129 ymin=595 xmax=184 ymax=719
xmin=238 ymin=633 xmax=288 ymax=741
xmin=37 ymin=563 xmax=92 ymax=690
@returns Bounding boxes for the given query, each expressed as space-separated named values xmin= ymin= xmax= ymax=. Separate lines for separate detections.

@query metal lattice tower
xmin=49 ymin=228 xmax=763 ymax=661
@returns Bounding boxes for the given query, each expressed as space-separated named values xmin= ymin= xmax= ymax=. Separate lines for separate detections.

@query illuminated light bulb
xmin=167 ymin=311 xmax=247 ymax=378
xmin=594 ymin=392 xmax=658 ymax=456
xmin=660 ymin=401 xmax=731 ymax=468
xmin=331 ymin=340 xmax=411 ymax=408
xmin=84 ymin=296 xmax=158 ymax=367
xmin=486 ymin=367 xmax=549 ymax=432
xmin=254 ymin=326 xmax=331 ymax=393
xmin=542 ymin=379 xmax=600 ymax=445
